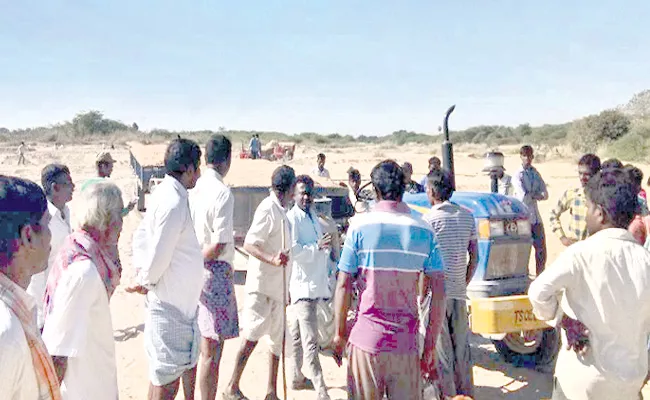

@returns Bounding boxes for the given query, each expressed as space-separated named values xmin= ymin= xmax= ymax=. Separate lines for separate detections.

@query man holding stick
xmin=223 ymin=165 xmax=296 ymax=400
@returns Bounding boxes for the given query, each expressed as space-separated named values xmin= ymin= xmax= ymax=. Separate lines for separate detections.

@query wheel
xmin=493 ymin=328 xmax=559 ymax=369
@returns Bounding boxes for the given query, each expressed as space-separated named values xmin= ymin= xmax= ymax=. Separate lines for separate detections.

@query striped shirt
xmin=338 ymin=201 xmax=444 ymax=355
xmin=422 ymin=201 xmax=477 ymax=300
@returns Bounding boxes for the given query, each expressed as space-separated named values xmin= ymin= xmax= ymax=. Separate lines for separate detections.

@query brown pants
xmin=347 ymin=343 xmax=422 ymax=400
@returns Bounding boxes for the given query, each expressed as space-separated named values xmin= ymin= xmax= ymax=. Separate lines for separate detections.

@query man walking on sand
xmin=0 ymin=176 xmax=62 ymax=399
xmin=423 ymin=169 xmax=478 ymax=398
xmin=549 ymin=154 xmax=601 ymax=246
xmin=131 ymin=138 xmax=204 ymax=400
xmin=513 ymin=145 xmax=548 ymax=275
xmin=332 ymin=160 xmax=446 ymax=400
xmin=188 ymin=135 xmax=240 ymax=400
xmin=27 ymin=163 xmax=74 ymax=331
xmin=286 ymin=175 xmax=333 ymax=400
xmin=223 ymin=165 xmax=296 ymax=400
xmin=529 ymin=168 xmax=650 ymax=400
xmin=17 ymin=141 xmax=26 ymax=165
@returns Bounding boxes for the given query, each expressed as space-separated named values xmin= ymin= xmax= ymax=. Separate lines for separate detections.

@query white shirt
xmin=244 ymin=192 xmax=291 ymax=303
xmin=0 ymin=287 xmax=40 ymax=400
xmin=528 ymin=228 xmax=650 ymax=400
xmin=286 ymin=205 xmax=331 ymax=303
xmin=42 ymin=259 xmax=117 ymax=400
xmin=498 ymin=173 xmax=513 ymax=196
xmin=134 ymin=175 xmax=204 ymax=319
xmin=189 ymin=168 xmax=235 ymax=264
xmin=311 ymin=167 xmax=330 ymax=179
xmin=27 ymin=201 xmax=71 ymax=328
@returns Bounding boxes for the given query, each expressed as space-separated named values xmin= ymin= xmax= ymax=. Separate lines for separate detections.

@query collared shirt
xmin=498 ymin=173 xmax=513 ymax=196
xmin=513 ymin=165 xmax=547 ymax=225
xmin=244 ymin=192 xmax=292 ymax=303
xmin=0 ymin=284 xmax=40 ymax=399
xmin=528 ymin=228 xmax=650 ymax=400
xmin=338 ymin=201 xmax=444 ymax=355
xmin=189 ymin=168 xmax=235 ymax=265
xmin=133 ymin=175 xmax=204 ymax=319
xmin=422 ymin=201 xmax=477 ymax=300
xmin=311 ymin=167 xmax=330 ymax=179
xmin=27 ymin=201 xmax=71 ymax=328
xmin=286 ymin=205 xmax=331 ymax=303
xmin=549 ymin=187 xmax=588 ymax=241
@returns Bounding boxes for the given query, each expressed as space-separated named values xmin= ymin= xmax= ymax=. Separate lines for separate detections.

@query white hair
xmin=78 ymin=181 xmax=124 ymax=232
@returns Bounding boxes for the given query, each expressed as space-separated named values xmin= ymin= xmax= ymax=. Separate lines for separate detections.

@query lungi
xmin=198 ymin=260 xmax=239 ymax=340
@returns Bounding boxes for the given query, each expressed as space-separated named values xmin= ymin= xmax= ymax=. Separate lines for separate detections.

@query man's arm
xmin=137 ymin=206 xmax=183 ymax=286
xmin=288 ymin=213 xmax=323 ymax=266
xmin=511 ymin=170 xmax=528 ymax=202
xmin=466 ymin=239 xmax=478 ymax=284
xmin=51 ymin=356 xmax=68 ymax=384
xmin=204 ymin=193 xmax=234 ymax=262
xmin=332 ymin=227 xmax=359 ymax=363
xmin=534 ymin=171 xmax=549 ymax=201
xmin=243 ymin=206 xmax=287 ymax=267
xmin=528 ymin=250 xmax=577 ymax=321
xmin=549 ymin=191 xmax=573 ymax=245
xmin=421 ymin=242 xmax=447 ymax=378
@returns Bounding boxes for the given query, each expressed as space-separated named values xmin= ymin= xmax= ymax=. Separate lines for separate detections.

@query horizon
xmin=2 ymin=1 xmax=650 ymax=135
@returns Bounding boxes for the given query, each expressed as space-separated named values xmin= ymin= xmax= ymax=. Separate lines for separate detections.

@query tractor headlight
xmin=516 ymin=220 xmax=532 ymax=236
xmin=478 ymin=219 xmax=505 ymax=239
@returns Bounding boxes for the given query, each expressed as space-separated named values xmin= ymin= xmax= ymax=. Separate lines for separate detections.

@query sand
xmin=3 ymin=140 xmax=648 ymax=400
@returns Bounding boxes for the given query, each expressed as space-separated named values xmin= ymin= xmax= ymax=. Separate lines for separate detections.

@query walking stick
xmin=281 ymin=218 xmax=288 ymax=400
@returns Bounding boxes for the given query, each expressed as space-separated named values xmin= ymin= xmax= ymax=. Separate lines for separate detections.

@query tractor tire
xmin=493 ymin=327 xmax=559 ymax=370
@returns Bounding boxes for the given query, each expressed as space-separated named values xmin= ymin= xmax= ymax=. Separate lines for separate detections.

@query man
xmin=0 ymin=176 xmax=61 ymax=399
xmin=131 ymin=138 xmax=204 ymax=399
xmin=333 ymin=160 xmax=446 ymax=400
xmin=80 ymin=151 xmax=137 ymax=215
xmin=493 ymin=166 xmax=513 ymax=195
xmin=27 ymin=163 xmax=74 ymax=330
xmin=601 ymin=158 xmax=623 ymax=170
xmin=311 ymin=153 xmax=330 ymax=178
xmin=529 ymin=168 xmax=650 ymax=400
xmin=402 ymin=162 xmax=424 ymax=193
xmin=286 ymin=175 xmax=332 ymax=400
xmin=42 ymin=182 xmax=124 ymax=399
xmin=223 ymin=165 xmax=296 ymax=400
xmin=626 ymin=165 xmax=649 ymax=216
xmin=17 ymin=141 xmax=26 ymax=165
xmin=188 ymin=135 xmax=240 ymax=400
xmin=249 ymin=135 xmax=261 ymax=160
xmin=423 ymin=169 xmax=478 ymax=398
xmin=549 ymin=154 xmax=601 ymax=246
xmin=345 ymin=168 xmax=372 ymax=214
xmin=419 ymin=156 xmax=442 ymax=187
xmin=512 ymin=145 xmax=548 ymax=275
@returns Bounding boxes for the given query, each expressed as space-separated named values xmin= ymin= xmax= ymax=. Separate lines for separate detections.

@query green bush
xmin=606 ymin=133 xmax=649 ymax=162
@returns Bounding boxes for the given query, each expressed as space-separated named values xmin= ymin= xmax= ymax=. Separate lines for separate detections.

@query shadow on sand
xmin=114 ymin=323 xmax=145 ymax=342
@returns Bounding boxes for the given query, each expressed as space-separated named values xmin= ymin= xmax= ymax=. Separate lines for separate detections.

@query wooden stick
xmin=281 ymin=218 xmax=288 ymax=400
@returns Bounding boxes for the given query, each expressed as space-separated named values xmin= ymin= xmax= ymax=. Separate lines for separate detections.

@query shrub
xmin=606 ymin=133 xmax=649 ymax=162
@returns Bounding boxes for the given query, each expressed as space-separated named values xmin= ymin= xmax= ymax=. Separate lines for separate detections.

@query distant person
xmin=549 ymin=154 xmax=601 ymax=246
xmin=223 ymin=165 xmax=296 ymax=400
xmin=529 ymin=168 xmax=650 ymax=400
xmin=249 ymin=134 xmax=261 ymax=159
xmin=131 ymin=138 xmax=204 ymax=399
xmin=42 ymin=182 xmax=124 ymax=400
xmin=27 ymin=164 xmax=74 ymax=331
xmin=402 ymin=162 xmax=424 ymax=193
xmin=419 ymin=156 xmax=442 ymax=187
xmin=333 ymin=160 xmax=446 ymax=400
xmin=493 ymin=166 xmax=513 ymax=196
xmin=188 ymin=135 xmax=240 ymax=400
xmin=513 ymin=145 xmax=548 ymax=275
xmin=423 ymin=170 xmax=478 ymax=398
xmin=17 ymin=141 xmax=26 ymax=165
xmin=312 ymin=153 xmax=330 ymax=178
xmin=0 ymin=176 xmax=62 ymax=399
xmin=81 ymin=152 xmax=137 ymax=216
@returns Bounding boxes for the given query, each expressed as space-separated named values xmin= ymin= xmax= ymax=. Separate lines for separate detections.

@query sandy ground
xmin=3 ymin=141 xmax=649 ymax=400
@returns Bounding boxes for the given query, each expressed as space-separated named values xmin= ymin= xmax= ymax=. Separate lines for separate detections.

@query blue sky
xmin=1 ymin=1 xmax=650 ymax=135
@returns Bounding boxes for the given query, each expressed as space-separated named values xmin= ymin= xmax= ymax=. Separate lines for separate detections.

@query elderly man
xmin=0 ymin=176 xmax=61 ymax=399
xmin=131 ymin=138 xmax=204 ymax=399
xmin=42 ymin=182 xmax=124 ymax=399
xmin=27 ymin=163 xmax=74 ymax=331
xmin=529 ymin=168 xmax=650 ymax=400
xmin=423 ymin=170 xmax=478 ymax=398
xmin=311 ymin=153 xmax=330 ymax=179
xmin=333 ymin=160 xmax=446 ymax=400
xmin=223 ymin=165 xmax=296 ymax=400
xmin=188 ymin=135 xmax=240 ymax=400
xmin=286 ymin=175 xmax=332 ymax=400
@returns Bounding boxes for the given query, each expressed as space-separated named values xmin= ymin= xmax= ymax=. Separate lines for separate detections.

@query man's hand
xmin=127 ymin=198 xmax=138 ymax=212
xmin=561 ymin=315 xmax=590 ymax=356
xmin=125 ymin=284 xmax=149 ymax=295
xmin=331 ymin=334 xmax=346 ymax=367
xmin=421 ymin=344 xmax=438 ymax=381
xmin=318 ymin=233 xmax=332 ymax=251
xmin=271 ymin=251 xmax=290 ymax=267
xmin=560 ymin=237 xmax=577 ymax=247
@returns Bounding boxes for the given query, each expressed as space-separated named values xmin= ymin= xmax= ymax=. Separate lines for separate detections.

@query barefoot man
xmin=188 ymin=135 xmax=240 ymax=400
xmin=223 ymin=165 xmax=296 ymax=400
xmin=131 ymin=138 xmax=204 ymax=399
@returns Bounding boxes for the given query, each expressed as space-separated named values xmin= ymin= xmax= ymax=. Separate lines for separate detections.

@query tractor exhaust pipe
xmin=441 ymin=105 xmax=456 ymax=190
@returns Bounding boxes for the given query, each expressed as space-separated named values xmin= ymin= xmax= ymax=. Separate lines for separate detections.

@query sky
xmin=1 ymin=0 xmax=650 ymax=136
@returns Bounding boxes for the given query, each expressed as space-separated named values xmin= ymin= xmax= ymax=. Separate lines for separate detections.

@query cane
xmin=281 ymin=218 xmax=288 ymax=400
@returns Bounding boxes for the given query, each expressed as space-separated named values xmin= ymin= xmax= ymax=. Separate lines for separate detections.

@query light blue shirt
xmin=286 ymin=205 xmax=331 ymax=303
xmin=513 ymin=166 xmax=547 ymax=225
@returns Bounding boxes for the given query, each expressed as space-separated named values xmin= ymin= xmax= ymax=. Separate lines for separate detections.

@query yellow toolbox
xmin=469 ymin=295 xmax=551 ymax=334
